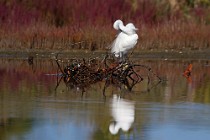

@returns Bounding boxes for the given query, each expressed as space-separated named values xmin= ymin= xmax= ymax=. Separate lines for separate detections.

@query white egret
xmin=111 ymin=19 xmax=138 ymax=59
xmin=109 ymin=95 xmax=135 ymax=135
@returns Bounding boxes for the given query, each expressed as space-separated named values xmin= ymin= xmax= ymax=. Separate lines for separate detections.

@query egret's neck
xmin=119 ymin=25 xmax=136 ymax=35
xmin=113 ymin=20 xmax=124 ymax=31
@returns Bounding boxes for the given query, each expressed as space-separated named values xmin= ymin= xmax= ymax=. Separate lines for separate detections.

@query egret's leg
xmin=124 ymin=53 xmax=128 ymax=61
xmin=119 ymin=51 xmax=123 ymax=58
xmin=119 ymin=52 xmax=124 ymax=63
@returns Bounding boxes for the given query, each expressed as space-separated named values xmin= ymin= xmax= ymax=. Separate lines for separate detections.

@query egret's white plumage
xmin=111 ymin=19 xmax=138 ymax=58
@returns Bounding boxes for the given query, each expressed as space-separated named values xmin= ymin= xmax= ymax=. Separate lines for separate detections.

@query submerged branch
xmin=55 ymin=54 xmax=163 ymax=96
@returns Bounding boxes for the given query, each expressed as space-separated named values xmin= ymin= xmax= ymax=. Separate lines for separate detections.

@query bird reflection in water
xmin=109 ymin=95 xmax=135 ymax=135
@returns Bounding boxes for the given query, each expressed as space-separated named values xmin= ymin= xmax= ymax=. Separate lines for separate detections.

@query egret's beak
xmin=134 ymin=28 xmax=138 ymax=31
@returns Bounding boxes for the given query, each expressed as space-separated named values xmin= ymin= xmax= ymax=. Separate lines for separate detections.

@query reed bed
xmin=0 ymin=22 xmax=209 ymax=51
xmin=139 ymin=21 xmax=210 ymax=51
xmin=0 ymin=0 xmax=210 ymax=51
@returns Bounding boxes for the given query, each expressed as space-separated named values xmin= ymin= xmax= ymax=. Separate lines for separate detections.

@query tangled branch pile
xmin=55 ymin=54 xmax=162 ymax=95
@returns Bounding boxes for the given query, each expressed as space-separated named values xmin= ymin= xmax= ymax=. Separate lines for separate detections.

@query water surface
xmin=0 ymin=53 xmax=210 ymax=140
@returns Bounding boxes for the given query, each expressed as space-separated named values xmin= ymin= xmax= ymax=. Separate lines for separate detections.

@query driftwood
xmin=55 ymin=54 xmax=162 ymax=96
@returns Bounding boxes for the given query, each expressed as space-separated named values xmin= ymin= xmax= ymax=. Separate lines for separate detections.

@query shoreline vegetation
xmin=0 ymin=0 xmax=210 ymax=53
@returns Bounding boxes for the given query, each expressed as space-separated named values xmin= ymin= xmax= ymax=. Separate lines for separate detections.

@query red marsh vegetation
xmin=0 ymin=0 xmax=210 ymax=52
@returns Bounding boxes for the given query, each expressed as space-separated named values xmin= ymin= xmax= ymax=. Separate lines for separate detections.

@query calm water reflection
xmin=0 ymin=55 xmax=210 ymax=140
xmin=109 ymin=95 xmax=135 ymax=135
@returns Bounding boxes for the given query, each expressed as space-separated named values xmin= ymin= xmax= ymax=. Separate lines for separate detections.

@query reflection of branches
xmin=55 ymin=54 xmax=65 ymax=74
xmin=55 ymin=76 xmax=63 ymax=91
xmin=102 ymin=63 xmax=162 ymax=97
xmin=55 ymin=54 xmax=163 ymax=97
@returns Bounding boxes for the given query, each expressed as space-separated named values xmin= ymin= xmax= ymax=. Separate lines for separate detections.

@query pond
xmin=0 ymin=52 xmax=210 ymax=140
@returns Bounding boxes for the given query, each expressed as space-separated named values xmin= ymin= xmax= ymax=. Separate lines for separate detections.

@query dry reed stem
xmin=1 ymin=21 xmax=209 ymax=51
